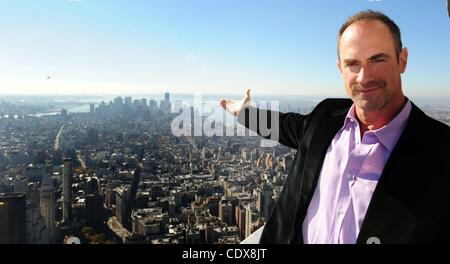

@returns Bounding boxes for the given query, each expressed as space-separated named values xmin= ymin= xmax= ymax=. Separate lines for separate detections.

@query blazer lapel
xmin=291 ymin=107 xmax=348 ymax=243
xmin=356 ymin=104 xmax=425 ymax=244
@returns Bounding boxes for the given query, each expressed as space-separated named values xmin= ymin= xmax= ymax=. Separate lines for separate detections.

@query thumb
xmin=219 ymin=99 xmax=227 ymax=109
xmin=245 ymin=89 xmax=251 ymax=99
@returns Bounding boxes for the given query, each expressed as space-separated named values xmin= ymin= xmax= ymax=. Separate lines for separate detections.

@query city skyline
xmin=0 ymin=93 xmax=293 ymax=244
xmin=0 ymin=0 xmax=449 ymax=97
xmin=1 ymin=90 xmax=449 ymax=244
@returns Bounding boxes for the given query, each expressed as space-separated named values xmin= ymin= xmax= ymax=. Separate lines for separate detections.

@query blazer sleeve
xmin=237 ymin=105 xmax=311 ymax=149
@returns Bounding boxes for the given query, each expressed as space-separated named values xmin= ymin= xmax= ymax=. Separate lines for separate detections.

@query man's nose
xmin=356 ymin=65 xmax=374 ymax=84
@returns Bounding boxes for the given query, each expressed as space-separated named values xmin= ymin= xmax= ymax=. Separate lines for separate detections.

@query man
xmin=220 ymin=10 xmax=449 ymax=244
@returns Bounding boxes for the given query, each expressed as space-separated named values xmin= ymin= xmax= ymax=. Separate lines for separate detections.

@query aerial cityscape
xmin=0 ymin=93 xmax=302 ymax=244
xmin=0 ymin=93 xmax=448 ymax=244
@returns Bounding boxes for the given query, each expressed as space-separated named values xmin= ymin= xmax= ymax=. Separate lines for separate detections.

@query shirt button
xmin=347 ymin=173 xmax=355 ymax=181
xmin=338 ymin=208 xmax=345 ymax=215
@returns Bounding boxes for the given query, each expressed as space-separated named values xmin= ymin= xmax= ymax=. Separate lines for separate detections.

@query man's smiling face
xmin=337 ymin=19 xmax=408 ymax=113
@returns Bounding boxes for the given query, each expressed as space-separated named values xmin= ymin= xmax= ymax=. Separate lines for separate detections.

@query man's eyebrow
xmin=343 ymin=58 xmax=359 ymax=64
xmin=342 ymin=53 xmax=391 ymax=64
xmin=368 ymin=53 xmax=390 ymax=60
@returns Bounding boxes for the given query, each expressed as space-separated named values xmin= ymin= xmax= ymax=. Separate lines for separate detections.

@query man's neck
xmin=355 ymin=95 xmax=407 ymax=136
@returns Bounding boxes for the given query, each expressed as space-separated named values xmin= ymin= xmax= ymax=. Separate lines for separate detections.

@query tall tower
xmin=40 ymin=169 xmax=55 ymax=243
xmin=219 ymin=199 xmax=233 ymax=226
xmin=124 ymin=167 xmax=141 ymax=230
xmin=256 ymin=183 xmax=273 ymax=220
xmin=89 ymin=104 xmax=95 ymax=115
xmin=62 ymin=158 xmax=72 ymax=225
xmin=164 ymin=92 xmax=170 ymax=102
xmin=0 ymin=193 xmax=26 ymax=244
xmin=236 ymin=204 xmax=247 ymax=240
xmin=245 ymin=203 xmax=253 ymax=239
xmin=201 ymin=147 xmax=206 ymax=169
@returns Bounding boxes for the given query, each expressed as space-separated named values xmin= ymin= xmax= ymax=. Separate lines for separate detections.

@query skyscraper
xmin=114 ymin=186 xmax=129 ymax=226
xmin=40 ymin=170 xmax=55 ymax=243
xmin=89 ymin=103 xmax=95 ymax=115
xmin=62 ymin=158 xmax=72 ymax=224
xmin=245 ymin=203 xmax=253 ymax=239
xmin=0 ymin=193 xmax=26 ymax=244
xmin=164 ymin=92 xmax=170 ymax=102
xmin=219 ymin=199 xmax=233 ymax=226
xmin=124 ymin=97 xmax=132 ymax=106
xmin=236 ymin=204 xmax=247 ymax=240
xmin=141 ymin=98 xmax=147 ymax=107
xmin=256 ymin=183 xmax=273 ymax=220
xmin=159 ymin=92 xmax=171 ymax=114
xmin=85 ymin=194 xmax=104 ymax=228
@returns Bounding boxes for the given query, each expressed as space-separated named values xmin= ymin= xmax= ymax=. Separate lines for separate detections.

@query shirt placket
xmin=329 ymin=120 xmax=356 ymax=243
xmin=335 ymin=130 xmax=375 ymax=243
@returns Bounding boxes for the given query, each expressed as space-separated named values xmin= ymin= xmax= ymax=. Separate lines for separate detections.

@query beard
xmin=350 ymin=79 xmax=390 ymax=111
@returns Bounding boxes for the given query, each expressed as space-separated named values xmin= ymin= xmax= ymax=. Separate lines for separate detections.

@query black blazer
xmin=238 ymin=98 xmax=450 ymax=244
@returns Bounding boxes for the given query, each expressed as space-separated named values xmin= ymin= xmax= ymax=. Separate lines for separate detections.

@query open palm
xmin=219 ymin=89 xmax=251 ymax=116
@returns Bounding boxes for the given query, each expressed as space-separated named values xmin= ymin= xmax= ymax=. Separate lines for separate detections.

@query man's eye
xmin=346 ymin=63 xmax=358 ymax=67
xmin=372 ymin=59 xmax=385 ymax=63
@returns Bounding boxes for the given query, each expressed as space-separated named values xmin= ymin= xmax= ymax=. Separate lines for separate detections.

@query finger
xmin=219 ymin=99 xmax=227 ymax=109
xmin=245 ymin=88 xmax=251 ymax=98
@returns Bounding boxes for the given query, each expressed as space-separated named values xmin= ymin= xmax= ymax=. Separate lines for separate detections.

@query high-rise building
xmin=164 ymin=92 xmax=170 ymax=102
xmin=149 ymin=100 xmax=157 ymax=111
xmin=114 ymin=96 xmax=124 ymax=106
xmin=159 ymin=100 xmax=171 ymax=114
xmin=205 ymin=196 xmax=220 ymax=217
xmin=13 ymin=176 xmax=28 ymax=194
xmin=159 ymin=92 xmax=171 ymax=114
xmin=201 ymin=147 xmax=206 ymax=169
xmin=26 ymin=202 xmax=47 ymax=244
xmin=256 ymin=183 xmax=273 ymax=220
xmin=85 ymin=194 xmax=104 ymax=228
xmin=245 ymin=204 xmax=257 ymax=239
xmin=27 ymin=182 xmax=40 ymax=206
xmin=0 ymin=193 xmax=26 ymax=244
xmin=219 ymin=200 xmax=233 ymax=226
xmin=85 ymin=177 xmax=99 ymax=196
xmin=62 ymin=158 xmax=72 ymax=224
xmin=40 ymin=170 xmax=55 ymax=243
xmin=114 ymin=186 xmax=129 ymax=226
xmin=89 ymin=103 xmax=95 ymax=115
xmin=124 ymin=168 xmax=141 ymax=230
xmin=236 ymin=204 xmax=247 ymax=240
xmin=124 ymin=97 xmax=132 ymax=106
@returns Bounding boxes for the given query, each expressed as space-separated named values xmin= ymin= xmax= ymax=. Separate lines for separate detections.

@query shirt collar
xmin=343 ymin=99 xmax=412 ymax=152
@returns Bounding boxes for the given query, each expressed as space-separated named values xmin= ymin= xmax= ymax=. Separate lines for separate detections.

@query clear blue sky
xmin=0 ymin=0 xmax=449 ymax=97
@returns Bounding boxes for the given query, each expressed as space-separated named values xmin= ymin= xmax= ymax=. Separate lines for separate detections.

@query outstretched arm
xmin=220 ymin=89 xmax=310 ymax=149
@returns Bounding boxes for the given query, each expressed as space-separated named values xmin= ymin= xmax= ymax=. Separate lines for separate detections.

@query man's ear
xmin=399 ymin=48 xmax=408 ymax=73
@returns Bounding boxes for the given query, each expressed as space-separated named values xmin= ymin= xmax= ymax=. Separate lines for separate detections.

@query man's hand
xmin=219 ymin=89 xmax=252 ymax=117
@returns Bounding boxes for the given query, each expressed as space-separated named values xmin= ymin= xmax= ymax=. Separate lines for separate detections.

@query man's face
xmin=337 ymin=20 xmax=408 ymax=112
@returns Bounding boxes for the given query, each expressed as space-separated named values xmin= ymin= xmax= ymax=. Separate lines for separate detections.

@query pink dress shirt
xmin=302 ymin=100 xmax=412 ymax=244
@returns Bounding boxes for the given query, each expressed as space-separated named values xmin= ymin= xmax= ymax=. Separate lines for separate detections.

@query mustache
xmin=351 ymin=80 xmax=387 ymax=91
